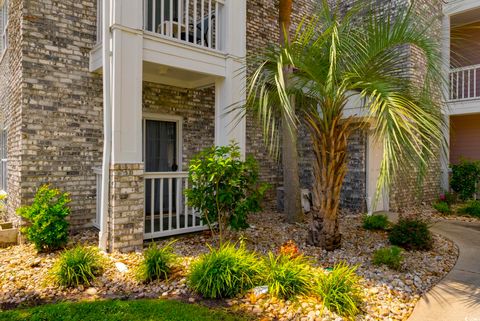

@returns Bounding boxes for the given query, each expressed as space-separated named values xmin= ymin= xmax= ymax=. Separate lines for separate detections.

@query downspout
xmin=99 ymin=0 xmax=112 ymax=251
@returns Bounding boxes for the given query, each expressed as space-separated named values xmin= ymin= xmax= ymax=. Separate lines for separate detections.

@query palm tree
xmin=278 ymin=0 xmax=303 ymax=223
xmin=246 ymin=1 xmax=445 ymax=250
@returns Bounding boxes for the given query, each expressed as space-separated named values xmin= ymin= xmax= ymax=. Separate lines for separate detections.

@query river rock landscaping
xmin=0 ymin=211 xmax=457 ymax=321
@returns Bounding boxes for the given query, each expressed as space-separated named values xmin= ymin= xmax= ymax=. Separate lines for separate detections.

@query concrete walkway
xmin=409 ymin=220 xmax=480 ymax=321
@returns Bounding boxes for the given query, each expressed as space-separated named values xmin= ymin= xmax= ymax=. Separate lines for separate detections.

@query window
xmin=0 ymin=0 xmax=8 ymax=55
xmin=0 ymin=128 xmax=7 ymax=191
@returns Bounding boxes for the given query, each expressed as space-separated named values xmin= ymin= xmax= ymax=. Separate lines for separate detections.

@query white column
xmin=109 ymin=0 xmax=144 ymax=164
xmin=214 ymin=0 xmax=246 ymax=156
xmin=441 ymin=13 xmax=451 ymax=191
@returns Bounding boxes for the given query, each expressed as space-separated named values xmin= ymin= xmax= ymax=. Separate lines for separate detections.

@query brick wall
xmin=142 ymin=81 xmax=215 ymax=168
xmin=18 ymin=0 xmax=103 ymax=227
xmin=108 ymin=163 xmax=144 ymax=252
xmin=389 ymin=0 xmax=443 ymax=211
xmin=246 ymin=0 xmax=368 ymax=212
xmin=0 ymin=0 xmax=444 ymax=236
xmin=0 ymin=0 xmax=23 ymax=223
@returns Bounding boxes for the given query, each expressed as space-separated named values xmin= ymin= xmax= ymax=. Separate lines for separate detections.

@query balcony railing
xmin=144 ymin=171 xmax=206 ymax=240
xmin=94 ymin=0 xmax=224 ymax=50
xmin=449 ymin=64 xmax=480 ymax=101
xmin=143 ymin=0 xmax=223 ymax=50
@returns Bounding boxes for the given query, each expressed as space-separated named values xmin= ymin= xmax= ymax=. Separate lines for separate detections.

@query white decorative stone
xmin=115 ymin=262 xmax=128 ymax=273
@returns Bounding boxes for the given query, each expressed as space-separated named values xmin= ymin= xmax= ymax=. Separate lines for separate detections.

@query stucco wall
xmin=451 ymin=21 xmax=480 ymax=68
xmin=450 ymin=113 xmax=480 ymax=164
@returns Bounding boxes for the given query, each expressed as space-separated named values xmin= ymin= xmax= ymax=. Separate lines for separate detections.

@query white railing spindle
xmin=169 ymin=0 xmax=173 ymax=38
xmin=215 ymin=0 xmax=219 ymax=49
xmin=151 ymin=179 xmax=155 ymax=233
xmin=208 ymin=0 xmax=212 ymax=48
xmin=185 ymin=0 xmax=189 ymax=44
xmin=176 ymin=178 xmax=181 ymax=228
xmin=160 ymin=178 xmax=164 ymax=232
xmin=201 ymin=0 xmax=204 ymax=46
xmin=184 ymin=178 xmax=189 ymax=227
xmin=152 ymin=0 xmax=157 ymax=33
xmin=168 ymin=178 xmax=172 ymax=230
xmin=475 ymin=69 xmax=478 ymax=98
xmin=160 ymin=0 xmax=165 ymax=34
xmin=193 ymin=0 xmax=197 ymax=46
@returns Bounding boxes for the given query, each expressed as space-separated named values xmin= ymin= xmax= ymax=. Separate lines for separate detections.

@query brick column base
xmin=108 ymin=163 xmax=144 ymax=252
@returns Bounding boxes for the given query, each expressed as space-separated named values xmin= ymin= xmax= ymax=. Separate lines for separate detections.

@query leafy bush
xmin=450 ymin=160 xmax=480 ymax=201
xmin=316 ymin=262 xmax=363 ymax=318
xmin=188 ymin=242 xmax=262 ymax=299
xmin=458 ymin=200 xmax=480 ymax=218
xmin=372 ymin=246 xmax=403 ymax=270
xmin=18 ymin=185 xmax=71 ymax=252
xmin=52 ymin=246 xmax=103 ymax=287
xmin=432 ymin=201 xmax=451 ymax=215
xmin=388 ymin=219 xmax=432 ymax=251
xmin=137 ymin=241 xmax=177 ymax=283
xmin=362 ymin=214 xmax=389 ymax=230
xmin=262 ymin=253 xmax=314 ymax=299
xmin=185 ymin=143 xmax=268 ymax=239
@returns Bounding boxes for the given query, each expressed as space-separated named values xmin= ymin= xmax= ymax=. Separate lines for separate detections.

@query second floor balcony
xmin=91 ymin=0 xmax=242 ymax=89
xmin=446 ymin=3 xmax=480 ymax=115
xmin=96 ymin=0 xmax=224 ymax=51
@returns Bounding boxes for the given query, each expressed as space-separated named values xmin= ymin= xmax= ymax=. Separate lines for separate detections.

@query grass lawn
xmin=0 ymin=299 xmax=252 ymax=321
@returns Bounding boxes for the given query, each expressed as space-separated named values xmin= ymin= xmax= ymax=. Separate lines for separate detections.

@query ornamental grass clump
xmin=52 ymin=246 xmax=104 ymax=287
xmin=316 ymin=262 xmax=363 ymax=318
xmin=388 ymin=219 xmax=433 ymax=251
xmin=262 ymin=253 xmax=314 ymax=299
xmin=137 ymin=241 xmax=177 ymax=283
xmin=432 ymin=201 xmax=451 ymax=215
xmin=188 ymin=242 xmax=262 ymax=299
xmin=362 ymin=214 xmax=389 ymax=230
xmin=18 ymin=184 xmax=71 ymax=252
xmin=373 ymin=246 xmax=403 ymax=270
xmin=458 ymin=200 xmax=480 ymax=218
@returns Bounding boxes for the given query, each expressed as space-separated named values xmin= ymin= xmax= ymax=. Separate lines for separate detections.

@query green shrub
xmin=262 ymin=253 xmax=314 ymax=299
xmin=316 ymin=262 xmax=363 ymax=318
xmin=18 ymin=184 xmax=71 ymax=252
xmin=52 ymin=246 xmax=103 ymax=287
xmin=450 ymin=160 xmax=480 ymax=201
xmin=372 ymin=246 xmax=403 ymax=270
xmin=137 ymin=241 xmax=177 ymax=283
xmin=362 ymin=214 xmax=389 ymax=230
xmin=185 ymin=143 xmax=269 ymax=239
xmin=432 ymin=201 xmax=451 ymax=215
xmin=188 ymin=242 xmax=262 ymax=299
xmin=458 ymin=200 xmax=480 ymax=218
xmin=388 ymin=219 xmax=432 ymax=251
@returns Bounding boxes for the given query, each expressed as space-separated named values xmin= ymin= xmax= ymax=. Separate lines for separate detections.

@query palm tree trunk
xmin=306 ymin=109 xmax=352 ymax=251
xmin=279 ymin=0 xmax=303 ymax=223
